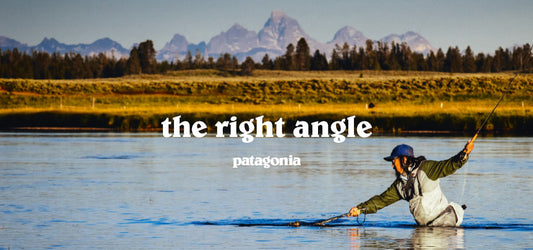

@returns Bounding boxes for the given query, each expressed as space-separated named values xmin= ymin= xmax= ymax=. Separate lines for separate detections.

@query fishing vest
xmin=395 ymin=161 xmax=464 ymax=227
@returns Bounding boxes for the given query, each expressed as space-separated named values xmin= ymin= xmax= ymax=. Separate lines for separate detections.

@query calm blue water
xmin=0 ymin=133 xmax=532 ymax=249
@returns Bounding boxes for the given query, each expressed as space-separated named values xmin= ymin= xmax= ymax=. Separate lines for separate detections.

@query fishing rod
xmin=461 ymin=72 xmax=521 ymax=202
xmin=312 ymin=208 xmax=367 ymax=226
xmin=287 ymin=208 xmax=367 ymax=227
xmin=470 ymin=72 xmax=520 ymax=142
xmin=312 ymin=213 xmax=350 ymax=226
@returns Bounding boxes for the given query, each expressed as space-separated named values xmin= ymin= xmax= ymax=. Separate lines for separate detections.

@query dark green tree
xmin=295 ymin=38 xmax=311 ymax=70
xmin=137 ymin=40 xmax=157 ymax=73
xmin=413 ymin=52 xmax=427 ymax=71
xmin=357 ymin=47 xmax=367 ymax=70
xmin=435 ymin=48 xmax=446 ymax=72
xmin=427 ymin=51 xmax=438 ymax=71
xmin=492 ymin=47 xmax=504 ymax=72
xmin=240 ymin=56 xmax=255 ymax=76
xmin=337 ymin=42 xmax=351 ymax=70
xmin=522 ymin=43 xmax=532 ymax=72
xmin=283 ymin=43 xmax=296 ymax=70
xmin=215 ymin=53 xmax=238 ymax=73
xmin=272 ymin=56 xmax=283 ymax=70
xmin=310 ymin=50 xmax=328 ymax=70
xmin=350 ymin=45 xmax=361 ymax=70
xmin=329 ymin=49 xmax=339 ymax=70
xmin=444 ymin=46 xmax=462 ymax=73
xmin=399 ymin=43 xmax=412 ymax=71
xmin=127 ymin=46 xmax=141 ymax=74
xmin=365 ymin=40 xmax=378 ymax=70
xmin=261 ymin=54 xmax=273 ymax=70
xmin=511 ymin=44 xmax=532 ymax=71
xmin=376 ymin=41 xmax=389 ymax=70
xmin=463 ymin=46 xmax=476 ymax=73
xmin=49 ymin=52 xmax=65 ymax=78
xmin=475 ymin=53 xmax=491 ymax=72
xmin=32 ymin=50 xmax=50 ymax=79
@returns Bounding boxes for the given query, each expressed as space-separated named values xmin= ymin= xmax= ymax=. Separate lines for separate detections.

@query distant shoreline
xmin=0 ymin=110 xmax=530 ymax=135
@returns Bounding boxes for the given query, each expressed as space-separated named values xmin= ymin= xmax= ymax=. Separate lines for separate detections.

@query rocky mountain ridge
xmin=1 ymin=10 xmax=436 ymax=62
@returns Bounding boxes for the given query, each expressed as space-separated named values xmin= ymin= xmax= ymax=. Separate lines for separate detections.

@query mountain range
xmin=1 ymin=10 xmax=435 ymax=62
xmin=0 ymin=36 xmax=130 ymax=59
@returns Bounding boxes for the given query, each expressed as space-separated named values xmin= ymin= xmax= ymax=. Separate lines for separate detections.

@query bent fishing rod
xmin=471 ymin=72 xmax=520 ymax=142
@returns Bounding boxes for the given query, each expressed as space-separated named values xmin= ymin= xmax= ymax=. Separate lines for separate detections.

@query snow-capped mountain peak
xmin=258 ymin=10 xmax=310 ymax=51
xmin=329 ymin=26 xmax=368 ymax=48
xmin=381 ymin=31 xmax=436 ymax=54
xmin=206 ymin=23 xmax=258 ymax=56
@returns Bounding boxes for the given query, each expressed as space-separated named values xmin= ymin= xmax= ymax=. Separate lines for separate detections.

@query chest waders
xmin=397 ymin=162 xmax=465 ymax=227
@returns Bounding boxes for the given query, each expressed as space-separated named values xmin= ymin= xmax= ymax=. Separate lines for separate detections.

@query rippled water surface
xmin=0 ymin=133 xmax=532 ymax=249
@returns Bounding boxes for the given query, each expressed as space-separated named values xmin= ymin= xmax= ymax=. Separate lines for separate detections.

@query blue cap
xmin=384 ymin=144 xmax=414 ymax=161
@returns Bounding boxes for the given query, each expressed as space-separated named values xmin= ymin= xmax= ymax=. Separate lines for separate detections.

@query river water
xmin=0 ymin=133 xmax=531 ymax=249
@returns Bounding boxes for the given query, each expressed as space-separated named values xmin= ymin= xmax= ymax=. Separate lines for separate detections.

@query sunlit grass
xmin=0 ymin=70 xmax=531 ymax=132
xmin=2 ymin=101 xmax=529 ymax=117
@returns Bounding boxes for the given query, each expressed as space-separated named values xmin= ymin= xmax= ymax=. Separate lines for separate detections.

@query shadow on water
xmin=120 ymin=217 xmax=189 ymax=226
xmin=191 ymin=218 xmax=533 ymax=231
xmin=82 ymin=154 xmax=142 ymax=160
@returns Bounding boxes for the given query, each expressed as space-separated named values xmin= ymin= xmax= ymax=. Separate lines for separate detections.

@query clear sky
xmin=1 ymin=0 xmax=531 ymax=53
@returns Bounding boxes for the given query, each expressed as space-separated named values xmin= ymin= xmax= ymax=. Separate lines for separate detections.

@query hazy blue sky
xmin=1 ymin=0 xmax=531 ymax=53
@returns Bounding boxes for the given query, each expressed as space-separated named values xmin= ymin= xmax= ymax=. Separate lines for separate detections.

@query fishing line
xmin=460 ymin=162 xmax=469 ymax=203
xmin=356 ymin=211 xmax=367 ymax=225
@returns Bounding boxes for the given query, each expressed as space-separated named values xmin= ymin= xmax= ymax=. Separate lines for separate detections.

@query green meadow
xmin=0 ymin=70 xmax=531 ymax=134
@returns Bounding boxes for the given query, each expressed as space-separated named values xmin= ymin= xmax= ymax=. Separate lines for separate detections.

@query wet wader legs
xmin=427 ymin=205 xmax=463 ymax=227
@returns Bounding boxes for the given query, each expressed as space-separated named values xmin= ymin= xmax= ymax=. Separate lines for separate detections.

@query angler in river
xmin=348 ymin=141 xmax=474 ymax=227
xmin=313 ymin=74 xmax=516 ymax=227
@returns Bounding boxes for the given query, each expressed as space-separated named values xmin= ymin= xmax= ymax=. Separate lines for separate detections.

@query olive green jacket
xmin=356 ymin=151 xmax=468 ymax=215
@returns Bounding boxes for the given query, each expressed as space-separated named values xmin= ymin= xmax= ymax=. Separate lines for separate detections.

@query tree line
xmin=0 ymin=40 xmax=167 ymax=79
xmin=0 ymin=38 xmax=531 ymax=79
xmin=263 ymin=38 xmax=532 ymax=73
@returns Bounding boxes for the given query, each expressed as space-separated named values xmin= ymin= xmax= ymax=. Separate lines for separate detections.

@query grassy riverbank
xmin=0 ymin=70 xmax=531 ymax=134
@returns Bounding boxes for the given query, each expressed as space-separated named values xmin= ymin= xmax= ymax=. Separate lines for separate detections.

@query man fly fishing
xmin=345 ymin=73 xmax=520 ymax=227
xmin=347 ymin=141 xmax=474 ymax=227
xmin=308 ymin=73 xmax=518 ymax=228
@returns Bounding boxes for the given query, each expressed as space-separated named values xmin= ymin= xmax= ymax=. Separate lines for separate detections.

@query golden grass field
xmin=0 ymin=70 xmax=531 ymax=133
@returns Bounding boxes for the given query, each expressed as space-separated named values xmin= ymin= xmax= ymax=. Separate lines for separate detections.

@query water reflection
xmin=410 ymin=227 xmax=464 ymax=249
xmin=347 ymin=227 xmax=464 ymax=249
